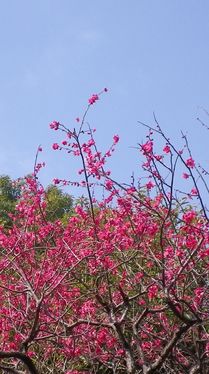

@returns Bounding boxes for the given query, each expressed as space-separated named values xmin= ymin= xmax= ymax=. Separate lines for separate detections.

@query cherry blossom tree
xmin=0 ymin=90 xmax=209 ymax=373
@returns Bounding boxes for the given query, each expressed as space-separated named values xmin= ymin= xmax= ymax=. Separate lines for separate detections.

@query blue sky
xmin=0 ymin=0 xmax=209 ymax=193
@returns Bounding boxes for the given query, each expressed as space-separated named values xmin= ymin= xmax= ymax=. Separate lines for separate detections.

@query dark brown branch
xmin=21 ymin=300 xmax=42 ymax=352
xmin=66 ymin=319 xmax=112 ymax=334
xmin=0 ymin=365 xmax=21 ymax=374
xmin=147 ymin=321 xmax=196 ymax=373
xmin=0 ymin=352 xmax=39 ymax=374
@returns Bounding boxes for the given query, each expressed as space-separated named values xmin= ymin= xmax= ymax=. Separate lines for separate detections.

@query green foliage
xmin=0 ymin=177 xmax=74 ymax=227
xmin=45 ymin=185 xmax=73 ymax=222
xmin=0 ymin=175 xmax=20 ymax=227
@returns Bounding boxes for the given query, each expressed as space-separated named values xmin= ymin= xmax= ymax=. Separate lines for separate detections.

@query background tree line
xmin=0 ymin=175 xmax=73 ymax=227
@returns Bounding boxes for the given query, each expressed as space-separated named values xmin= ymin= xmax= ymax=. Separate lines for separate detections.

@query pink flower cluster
xmin=88 ymin=94 xmax=99 ymax=105
xmin=141 ymin=141 xmax=153 ymax=154
xmin=163 ymin=145 xmax=171 ymax=153
xmin=49 ymin=121 xmax=60 ymax=130
xmin=186 ymin=157 xmax=195 ymax=168
xmin=183 ymin=210 xmax=196 ymax=223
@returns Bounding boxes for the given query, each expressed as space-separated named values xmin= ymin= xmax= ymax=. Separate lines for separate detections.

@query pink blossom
xmin=182 ymin=172 xmax=190 ymax=179
xmin=164 ymin=246 xmax=174 ymax=258
xmin=155 ymin=154 xmax=163 ymax=161
xmin=183 ymin=210 xmax=196 ymax=223
xmin=88 ymin=94 xmax=99 ymax=105
xmin=49 ymin=121 xmax=60 ymax=130
xmin=186 ymin=157 xmax=195 ymax=168
xmin=53 ymin=178 xmax=60 ymax=184
xmin=141 ymin=141 xmax=153 ymax=154
xmin=146 ymin=180 xmax=155 ymax=190
xmin=191 ymin=188 xmax=198 ymax=196
xmin=52 ymin=143 xmax=59 ymax=150
xmin=126 ymin=187 xmax=137 ymax=194
xmin=138 ymin=299 xmax=146 ymax=306
xmin=134 ymin=272 xmax=143 ymax=283
xmin=87 ymin=139 xmax=95 ymax=147
xmin=163 ymin=145 xmax=171 ymax=153
xmin=148 ymin=284 xmax=158 ymax=299
xmin=105 ymin=180 xmax=113 ymax=190
xmin=113 ymin=135 xmax=119 ymax=144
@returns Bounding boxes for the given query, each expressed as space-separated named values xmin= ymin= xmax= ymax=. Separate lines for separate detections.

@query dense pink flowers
xmin=183 ymin=210 xmax=196 ymax=223
xmin=0 ymin=89 xmax=208 ymax=373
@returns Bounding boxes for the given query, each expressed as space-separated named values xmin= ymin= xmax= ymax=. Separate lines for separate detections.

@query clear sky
xmin=0 ymin=0 xmax=209 ymax=192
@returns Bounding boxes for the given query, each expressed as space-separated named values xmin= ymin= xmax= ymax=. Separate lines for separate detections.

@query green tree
xmin=45 ymin=185 xmax=73 ymax=222
xmin=0 ymin=175 xmax=20 ymax=227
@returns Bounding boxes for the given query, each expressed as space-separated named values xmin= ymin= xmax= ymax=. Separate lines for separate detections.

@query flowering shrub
xmin=0 ymin=90 xmax=209 ymax=373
